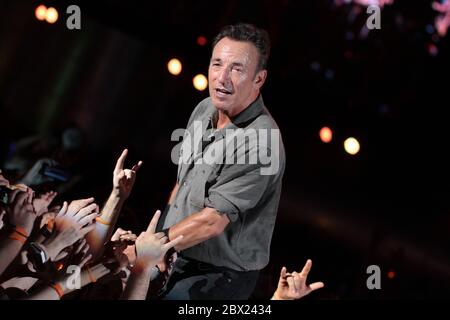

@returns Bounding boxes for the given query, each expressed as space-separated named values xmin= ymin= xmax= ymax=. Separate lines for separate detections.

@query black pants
xmin=158 ymin=256 xmax=260 ymax=300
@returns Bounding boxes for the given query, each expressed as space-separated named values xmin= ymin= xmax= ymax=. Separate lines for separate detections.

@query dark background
xmin=1 ymin=0 xmax=450 ymax=299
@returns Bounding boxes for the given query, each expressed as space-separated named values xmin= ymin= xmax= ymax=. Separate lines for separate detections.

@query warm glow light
xmin=167 ymin=58 xmax=182 ymax=76
xmin=193 ymin=74 xmax=208 ymax=91
xmin=344 ymin=137 xmax=360 ymax=155
xmin=45 ymin=7 xmax=58 ymax=24
xmin=387 ymin=270 xmax=396 ymax=279
xmin=319 ymin=126 xmax=333 ymax=143
xmin=35 ymin=5 xmax=47 ymax=21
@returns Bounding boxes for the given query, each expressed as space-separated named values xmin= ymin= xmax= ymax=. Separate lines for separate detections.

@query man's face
xmin=208 ymin=37 xmax=266 ymax=115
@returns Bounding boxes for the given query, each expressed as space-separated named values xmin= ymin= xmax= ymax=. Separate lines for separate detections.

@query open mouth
xmin=215 ymin=88 xmax=232 ymax=95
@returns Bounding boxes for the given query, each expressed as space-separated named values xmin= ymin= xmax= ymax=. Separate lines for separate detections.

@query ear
xmin=253 ymin=69 xmax=267 ymax=90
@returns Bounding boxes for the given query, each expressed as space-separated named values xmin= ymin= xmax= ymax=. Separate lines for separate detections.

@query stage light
xmin=167 ymin=58 xmax=182 ymax=76
xmin=387 ymin=270 xmax=396 ymax=279
xmin=193 ymin=74 xmax=208 ymax=91
xmin=319 ymin=127 xmax=333 ymax=143
xmin=35 ymin=5 xmax=47 ymax=21
xmin=45 ymin=7 xmax=58 ymax=24
xmin=197 ymin=36 xmax=207 ymax=46
xmin=344 ymin=137 xmax=360 ymax=155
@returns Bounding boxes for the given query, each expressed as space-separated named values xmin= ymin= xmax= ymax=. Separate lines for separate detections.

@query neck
xmin=216 ymin=91 xmax=260 ymax=129
xmin=217 ymin=111 xmax=231 ymax=129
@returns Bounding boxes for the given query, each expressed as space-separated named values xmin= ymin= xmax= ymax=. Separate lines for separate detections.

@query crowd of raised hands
xmin=1 ymin=149 xmax=323 ymax=300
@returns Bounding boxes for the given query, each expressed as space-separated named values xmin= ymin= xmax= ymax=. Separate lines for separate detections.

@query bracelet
xmin=49 ymin=283 xmax=64 ymax=299
xmin=86 ymin=264 xmax=97 ymax=283
xmin=8 ymin=232 xmax=27 ymax=244
xmin=95 ymin=217 xmax=110 ymax=226
xmin=13 ymin=226 xmax=29 ymax=238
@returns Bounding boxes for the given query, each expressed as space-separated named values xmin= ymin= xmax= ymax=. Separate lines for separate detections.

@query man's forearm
xmin=85 ymin=190 xmax=125 ymax=258
xmin=167 ymin=207 xmax=229 ymax=251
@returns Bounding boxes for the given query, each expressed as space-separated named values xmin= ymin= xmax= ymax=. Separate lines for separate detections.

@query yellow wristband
xmin=95 ymin=217 xmax=110 ymax=226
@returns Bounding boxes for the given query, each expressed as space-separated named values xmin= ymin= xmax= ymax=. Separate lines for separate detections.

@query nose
xmin=217 ymin=67 xmax=230 ymax=86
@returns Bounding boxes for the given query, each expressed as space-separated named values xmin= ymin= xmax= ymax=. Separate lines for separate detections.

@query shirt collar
xmin=209 ymin=94 xmax=265 ymax=132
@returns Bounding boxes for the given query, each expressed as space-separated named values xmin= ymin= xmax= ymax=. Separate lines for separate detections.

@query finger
xmin=292 ymin=272 xmax=303 ymax=290
xmin=131 ymin=161 xmax=143 ymax=172
xmin=75 ymin=239 xmax=87 ymax=254
xmin=162 ymin=235 xmax=183 ymax=252
xmin=82 ymin=244 xmax=90 ymax=255
xmin=287 ymin=275 xmax=297 ymax=294
xmin=146 ymin=210 xmax=161 ymax=233
xmin=280 ymin=266 xmax=287 ymax=279
xmin=69 ymin=198 xmax=95 ymax=214
xmin=309 ymin=282 xmax=325 ymax=291
xmin=80 ymin=223 xmax=96 ymax=236
xmin=57 ymin=201 xmax=68 ymax=217
xmin=16 ymin=191 xmax=28 ymax=205
xmin=120 ymin=234 xmax=137 ymax=242
xmin=76 ymin=203 xmax=99 ymax=219
xmin=8 ymin=189 xmax=21 ymax=204
xmin=12 ymin=191 xmax=28 ymax=207
xmin=47 ymin=191 xmax=57 ymax=202
xmin=300 ymin=259 xmax=312 ymax=277
xmin=79 ymin=254 xmax=92 ymax=269
xmin=55 ymin=251 xmax=69 ymax=261
xmin=114 ymin=149 xmax=128 ymax=172
xmin=154 ymin=232 xmax=165 ymax=239
xmin=78 ymin=212 xmax=99 ymax=226
xmin=111 ymin=228 xmax=126 ymax=241
xmin=159 ymin=236 xmax=168 ymax=244
xmin=25 ymin=203 xmax=35 ymax=214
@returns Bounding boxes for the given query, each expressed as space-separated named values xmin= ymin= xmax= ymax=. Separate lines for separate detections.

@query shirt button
xmin=174 ymin=204 xmax=178 ymax=209
xmin=183 ymin=181 xmax=187 ymax=186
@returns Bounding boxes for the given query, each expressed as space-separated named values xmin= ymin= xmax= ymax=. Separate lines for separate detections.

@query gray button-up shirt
xmin=164 ymin=95 xmax=285 ymax=271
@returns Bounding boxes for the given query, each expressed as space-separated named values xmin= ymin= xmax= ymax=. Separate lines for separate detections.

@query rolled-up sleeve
xmin=204 ymin=163 xmax=272 ymax=222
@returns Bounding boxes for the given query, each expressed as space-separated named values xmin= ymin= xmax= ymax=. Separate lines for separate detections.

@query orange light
xmin=197 ymin=36 xmax=207 ymax=46
xmin=35 ymin=5 xmax=47 ymax=21
xmin=387 ymin=270 xmax=395 ymax=279
xmin=319 ymin=126 xmax=333 ymax=143
xmin=45 ymin=7 xmax=58 ymax=24
xmin=193 ymin=74 xmax=208 ymax=91
xmin=167 ymin=58 xmax=182 ymax=76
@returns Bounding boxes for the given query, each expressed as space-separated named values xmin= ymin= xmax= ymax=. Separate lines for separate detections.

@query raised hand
xmin=111 ymin=228 xmax=137 ymax=243
xmin=41 ymin=223 xmax=96 ymax=261
xmin=135 ymin=210 xmax=183 ymax=269
xmin=55 ymin=198 xmax=99 ymax=233
xmin=113 ymin=149 xmax=143 ymax=200
xmin=7 ymin=189 xmax=37 ymax=233
xmin=272 ymin=260 xmax=324 ymax=300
